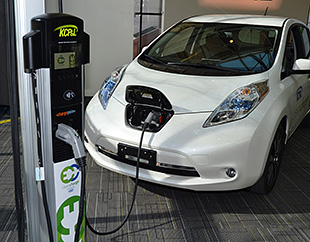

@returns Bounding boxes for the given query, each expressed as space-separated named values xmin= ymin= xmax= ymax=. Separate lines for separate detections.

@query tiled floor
xmin=1 ymin=112 xmax=309 ymax=241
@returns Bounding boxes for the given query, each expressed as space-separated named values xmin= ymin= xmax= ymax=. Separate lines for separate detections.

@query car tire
xmin=250 ymin=125 xmax=286 ymax=195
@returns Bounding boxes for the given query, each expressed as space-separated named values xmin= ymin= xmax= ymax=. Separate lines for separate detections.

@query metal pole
xmin=14 ymin=0 xmax=45 ymax=240
xmin=5 ymin=0 xmax=25 ymax=240
xmin=139 ymin=0 xmax=143 ymax=53
xmin=59 ymin=0 xmax=63 ymax=13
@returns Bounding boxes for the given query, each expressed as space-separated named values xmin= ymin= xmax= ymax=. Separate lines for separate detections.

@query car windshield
xmin=138 ymin=22 xmax=281 ymax=76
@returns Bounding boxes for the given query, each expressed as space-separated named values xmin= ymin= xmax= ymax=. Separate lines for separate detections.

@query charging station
xmin=21 ymin=12 xmax=148 ymax=242
xmin=23 ymin=13 xmax=89 ymax=241
xmin=3 ymin=0 xmax=310 ymax=241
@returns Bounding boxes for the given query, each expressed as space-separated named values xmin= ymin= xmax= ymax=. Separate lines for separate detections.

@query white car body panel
xmin=84 ymin=15 xmax=310 ymax=192
xmin=85 ymin=93 xmax=272 ymax=190
xmin=113 ymin=60 xmax=270 ymax=113
xmin=187 ymin=15 xmax=287 ymax=27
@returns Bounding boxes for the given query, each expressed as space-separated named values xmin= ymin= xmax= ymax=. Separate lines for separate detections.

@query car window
xmin=161 ymin=25 xmax=196 ymax=56
xmin=281 ymin=28 xmax=298 ymax=79
xmin=238 ymin=28 xmax=276 ymax=46
xmin=300 ymin=26 xmax=310 ymax=58
xmin=281 ymin=25 xmax=309 ymax=79
xmin=139 ymin=22 xmax=281 ymax=76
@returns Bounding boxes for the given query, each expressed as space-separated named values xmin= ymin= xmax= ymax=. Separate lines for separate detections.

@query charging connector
xmin=143 ymin=110 xmax=156 ymax=127
xmin=56 ymin=123 xmax=86 ymax=163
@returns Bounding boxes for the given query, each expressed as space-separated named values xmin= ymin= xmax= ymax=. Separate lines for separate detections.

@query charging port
xmin=125 ymin=85 xmax=174 ymax=132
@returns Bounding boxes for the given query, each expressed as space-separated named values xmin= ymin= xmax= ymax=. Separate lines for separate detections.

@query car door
xmin=281 ymin=24 xmax=310 ymax=136
xmin=299 ymin=25 xmax=310 ymax=118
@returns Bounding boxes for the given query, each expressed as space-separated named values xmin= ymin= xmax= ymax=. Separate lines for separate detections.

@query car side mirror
xmin=290 ymin=58 xmax=310 ymax=74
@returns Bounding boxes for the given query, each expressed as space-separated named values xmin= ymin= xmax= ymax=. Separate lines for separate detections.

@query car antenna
xmin=264 ymin=7 xmax=269 ymax=16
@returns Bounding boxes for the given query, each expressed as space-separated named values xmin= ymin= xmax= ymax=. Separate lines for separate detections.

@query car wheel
xmin=250 ymin=125 xmax=285 ymax=195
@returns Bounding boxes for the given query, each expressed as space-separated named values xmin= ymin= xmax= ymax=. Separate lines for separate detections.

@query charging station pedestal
xmin=23 ymin=13 xmax=89 ymax=241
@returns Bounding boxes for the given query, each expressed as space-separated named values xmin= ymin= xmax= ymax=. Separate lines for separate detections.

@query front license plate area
xmin=118 ymin=143 xmax=157 ymax=167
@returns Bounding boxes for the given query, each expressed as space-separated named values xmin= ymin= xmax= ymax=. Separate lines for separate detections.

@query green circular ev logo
xmin=60 ymin=164 xmax=80 ymax=184
xmin=57 ymin=196 xmax=84 ymax=242
xmin=57 ymin=56 xmax=65 ymax=65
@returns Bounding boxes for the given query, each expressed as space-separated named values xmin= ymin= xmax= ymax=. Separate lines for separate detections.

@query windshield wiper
xmin=167 ymin=62 xmax=240 ymax=72
xmin=143 ymin=54 xmax=167 ymax=65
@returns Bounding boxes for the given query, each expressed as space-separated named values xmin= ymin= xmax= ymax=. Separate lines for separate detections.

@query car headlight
xmin=203 ymin=80 xmax=269 ymax=127
xmin=98 ymin=65 xmax=127 ymax=109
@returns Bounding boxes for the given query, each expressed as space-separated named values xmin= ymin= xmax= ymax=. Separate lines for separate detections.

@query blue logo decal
xmin=296 ymin=86 xmax=303 ymax=101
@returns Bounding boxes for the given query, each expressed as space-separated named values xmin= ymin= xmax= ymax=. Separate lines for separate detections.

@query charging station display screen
xmin=54 ymin=52 xmax=76 ymax=70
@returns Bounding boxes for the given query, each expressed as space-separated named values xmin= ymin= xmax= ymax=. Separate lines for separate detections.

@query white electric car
xmin=85 ymin=15 xmax=310 ymax=194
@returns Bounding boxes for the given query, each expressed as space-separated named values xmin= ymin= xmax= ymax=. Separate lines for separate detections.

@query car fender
xmin=246 ymin=66 xmax=292 ymax=182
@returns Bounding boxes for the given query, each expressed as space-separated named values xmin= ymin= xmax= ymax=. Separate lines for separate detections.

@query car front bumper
xmin=84 ymin=93 xmax=273 ymax=191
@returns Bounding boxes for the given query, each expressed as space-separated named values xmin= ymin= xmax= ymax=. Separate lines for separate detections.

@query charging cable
xmin=30 ymin=71 xmax=54 ymax=242
xmin=85 ymin=111 xmax=156 ymax=235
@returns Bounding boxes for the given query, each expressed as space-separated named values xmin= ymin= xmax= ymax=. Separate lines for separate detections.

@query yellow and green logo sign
xmin=54 ymin=24 xmax=78 ymax=37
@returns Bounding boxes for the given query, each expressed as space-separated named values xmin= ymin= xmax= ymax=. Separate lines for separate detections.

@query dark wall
xmin=0 ymin=0 xmax=9 ymax=106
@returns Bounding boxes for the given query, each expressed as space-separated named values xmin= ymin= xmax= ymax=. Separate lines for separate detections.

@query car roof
xmin=185 ymin=14 xmax=289 ymax=27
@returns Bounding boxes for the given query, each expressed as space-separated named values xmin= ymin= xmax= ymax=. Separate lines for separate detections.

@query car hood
xmin=113 ymin=60 xmax=269 ymax=114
